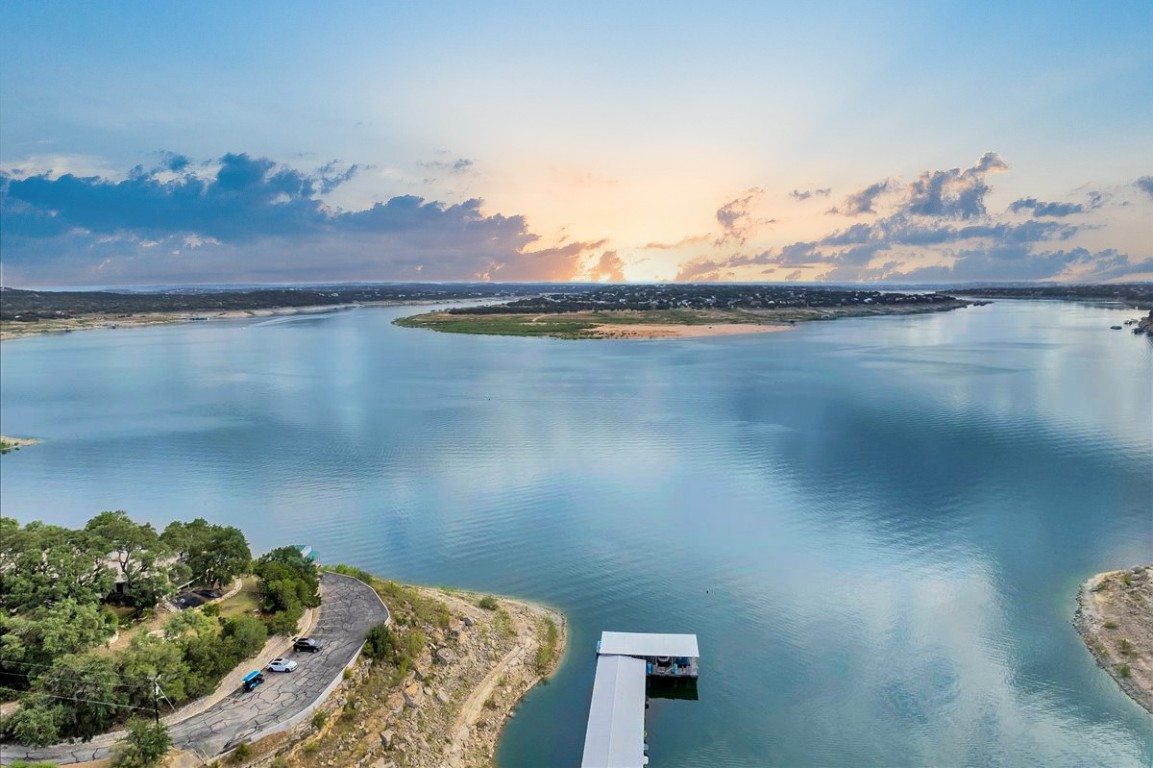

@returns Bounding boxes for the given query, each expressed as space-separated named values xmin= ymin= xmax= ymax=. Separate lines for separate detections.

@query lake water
xmin=1 ymin=300 xmax=1151 ymax=767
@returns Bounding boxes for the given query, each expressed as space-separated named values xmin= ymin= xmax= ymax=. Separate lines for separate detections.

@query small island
xmin=1075 ymin=565 xmax=1153 ymax=714
xmin=395 ymin=285 xmax=976 ymax=339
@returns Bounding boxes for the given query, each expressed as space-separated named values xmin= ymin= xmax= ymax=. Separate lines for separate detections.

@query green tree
xmin=0 ymin=601 xmax=116 ymax=686
xmin=117 ymin=635 xmax=189 ymax=708
xmin=36 ymin=654 xmax=121 ymax=741
xmin=255 ymin=547 xmax=319 ymax=604
xmin=4 ymin=695 xmax=63 ymax=748
xmin=114 ymin=718 xmax=170 ymax=768
xmin=163 ymin=609 xmax=216 ymax=641
xmin=220 ymin=616 xmax=267 ymax=659
xmin=0 ymin=519 xmax=114 ymax=613
xmin=85 ymin=512 xmax=171 ymax=610
xmin=362 ymin=622 xmax=394 ymax=660
xmin=162 ymin=519 xmax=251 ymax=588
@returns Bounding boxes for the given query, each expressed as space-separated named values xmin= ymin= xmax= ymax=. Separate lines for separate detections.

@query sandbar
xmin=589 ymin=322 xmax=792 ymax=339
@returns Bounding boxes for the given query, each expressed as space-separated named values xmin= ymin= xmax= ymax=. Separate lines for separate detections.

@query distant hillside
xmin=953 ymin=283 xmax=1153 ymax=308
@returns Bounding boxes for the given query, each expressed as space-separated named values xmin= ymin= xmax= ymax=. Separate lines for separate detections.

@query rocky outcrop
xmin=1074 ymin=565 xmax=1153 ymax=714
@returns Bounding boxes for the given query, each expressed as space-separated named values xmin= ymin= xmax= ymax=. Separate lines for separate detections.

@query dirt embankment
xmin=1074 ymin=564 xmax=1153 ymax=713
xmin=235 ymin=585 xmax=565 ymax=768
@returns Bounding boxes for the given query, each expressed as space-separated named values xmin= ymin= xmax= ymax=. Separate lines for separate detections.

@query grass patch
xmin=478 ymin=595 xmax=499 ymax=611
xmin=395 ymin=312 xmax=600 ymax=339
xmin=217 ymin=577 xmax=261 ymax=619
xmin=534 ymin=616 xmax=559 ymax=675
xmin=494 ymin=609 xmax=514 ymax=643
xmin=1103 ymin=621 xmax=1119 ymax=629
xmin=1117 ymin=663 xmax=1132 ymax=678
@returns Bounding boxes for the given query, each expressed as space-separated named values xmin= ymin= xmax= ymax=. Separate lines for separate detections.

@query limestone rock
xmin=435 ymin=647 xmax=457 ymax=665
xmin=379 ymin=729 xmax=395 ymax=750
xmin=403 ymin=681 xmax=424 ymax=708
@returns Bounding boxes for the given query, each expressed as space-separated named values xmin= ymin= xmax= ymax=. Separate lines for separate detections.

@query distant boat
xmin=1110 ymin=325 xmax=1122 ymax=330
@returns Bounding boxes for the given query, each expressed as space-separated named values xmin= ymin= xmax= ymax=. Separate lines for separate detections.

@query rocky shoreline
xmin=1073 ymin=565 xmax=1153 ymax=715
xmin=218 ymin=583 xmax=567 ymax=768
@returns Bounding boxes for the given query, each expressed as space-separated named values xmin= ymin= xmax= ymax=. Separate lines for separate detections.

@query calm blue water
xmin=1 ymin=300 xmax=1151 ymax=766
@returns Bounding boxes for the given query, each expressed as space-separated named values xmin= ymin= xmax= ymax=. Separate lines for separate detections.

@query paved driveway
xmin=1 ymin=572 xmax=389 ymax=765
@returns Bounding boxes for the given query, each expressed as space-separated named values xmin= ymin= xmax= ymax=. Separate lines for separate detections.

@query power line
xmin=0 ymin=660 xmax=167 ymax=695
xmin=0 ymin=685 xmax=147 ymax=712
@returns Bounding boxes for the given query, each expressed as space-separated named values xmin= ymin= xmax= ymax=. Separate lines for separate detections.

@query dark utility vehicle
xmin=293 ymin=637 xmax=324 ymax=652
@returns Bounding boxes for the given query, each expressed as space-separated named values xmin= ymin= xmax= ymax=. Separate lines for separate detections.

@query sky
xmin=1 ymin=1 xmax=1151 ymax=287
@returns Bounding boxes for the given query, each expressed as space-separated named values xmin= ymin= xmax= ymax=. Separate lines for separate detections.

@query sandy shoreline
xmin=589 ymin=322 xmax=792 ymax=339
xmin=0 ymin=300 xmax=447 ymax=342
xmin=1074 ymin=565 xmax=1153 ymax=714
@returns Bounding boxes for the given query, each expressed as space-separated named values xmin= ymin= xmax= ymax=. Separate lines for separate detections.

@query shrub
xmin=113 ymin=718 xmax=170 ymax=768
xmin=229 ymin=742 xmax=251 ymax=763
xmin=534 ymin=617 xmax=560 ymax=675
xmin=1103 ymin=621 xmax=1118 ymax=629
xmin=330 ymin=563 xmax=375 ymax=584
xmin=311 ymin=710 xmax=327 ymax=731
xmin=1117 ymin=663 xmax=1132 ymax=678
xmin=202 ymin=603 xmax=220 ymax=617
xmin=362 ymin=622 xmax=395 ymax=661
xmin=478 ymin=596 xmax=498 ymax=611
xmin=1119 ymin=639 xmax=1134 ymax=655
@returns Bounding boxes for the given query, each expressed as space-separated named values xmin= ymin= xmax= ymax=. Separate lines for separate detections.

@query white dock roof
xmin=581 ymin=654 xmax=647 ymax=768
xmin=598 ymin=631 xmax=700 ymax=659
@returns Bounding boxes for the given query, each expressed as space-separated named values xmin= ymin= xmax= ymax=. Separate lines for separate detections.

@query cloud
xmin=896 ymin=245 xmax=1153 ymax=282
xmin=588 ymin=250 xmax=626 ymax=281
xmin=314 ymin=160 xmax=360 ymax=193
xmin=904 ymin=151 xmax=1007 ymax=219
xmin=1135 ymin=176 xmax=1153 ymax=199
xmin=789 ymin=188 xmax=831 ymax=201
xmin=157 ymin=151 xmax=190 ymax=173
xmin=0 ymin=152 xmax=605 ymax=285
xmin=674 ymin=249 xmax=778 ymax=282
xmin=669 ymin=152 xmax=1150 ymax=283
xmin=642 ymin=234 xmax=709 ymax=250
xmin=421 ymin=156 xmax=475 ymax=175
xmin=715 ymin=188 xmax=774 ymax=245
xmin=1008 ymin=197 xmax=1090 ymax=217
xmin=829 ymin=179 xmax=892 ymax=216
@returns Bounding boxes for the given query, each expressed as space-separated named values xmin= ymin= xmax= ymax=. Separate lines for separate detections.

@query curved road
xmin=1 ymin=572 xmax=389 ymax=765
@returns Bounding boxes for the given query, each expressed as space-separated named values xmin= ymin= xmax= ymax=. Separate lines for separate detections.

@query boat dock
xmin=581 ymin=631 xmax=700 ymax=768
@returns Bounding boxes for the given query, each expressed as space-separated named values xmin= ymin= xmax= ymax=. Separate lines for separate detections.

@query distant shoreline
xmin=0 ymin=300 xmax=452 ymax=342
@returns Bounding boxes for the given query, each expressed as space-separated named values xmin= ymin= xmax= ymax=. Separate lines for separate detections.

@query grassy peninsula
xmin=395 ymin=285 xmax=976 ymax=339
